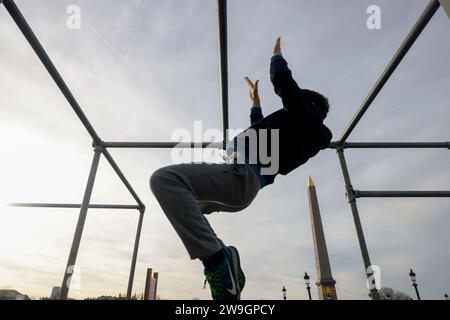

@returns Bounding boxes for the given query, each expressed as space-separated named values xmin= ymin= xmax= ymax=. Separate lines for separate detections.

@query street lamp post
xmin=304 ymin=272 xmax=312 ymax=300
xmin=282 ymin=286 xmax=287 ymax=301
xmin=409 ymin=269 xmax=421 ymax=300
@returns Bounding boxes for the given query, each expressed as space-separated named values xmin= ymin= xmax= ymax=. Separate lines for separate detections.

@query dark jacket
xmin=234 ymin=55 xmax=332 ymax=182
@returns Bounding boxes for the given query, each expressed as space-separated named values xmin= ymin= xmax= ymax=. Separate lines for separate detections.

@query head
xmin=302 ymin=89 xmax=330 ymax=120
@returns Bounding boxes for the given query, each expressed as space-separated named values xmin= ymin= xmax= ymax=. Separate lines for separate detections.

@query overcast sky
xmin=0 ymin=0 xmax=449 ymax=300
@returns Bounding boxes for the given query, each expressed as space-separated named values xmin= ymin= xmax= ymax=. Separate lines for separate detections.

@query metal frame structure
xmin=2 ymin=0 xmax=449 ymax=300
xmin=329 ymin=0 xmax=449 ymax=300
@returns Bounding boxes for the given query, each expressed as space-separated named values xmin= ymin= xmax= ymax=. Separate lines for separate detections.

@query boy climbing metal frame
xmin=2 ymin=0 xmax=449 ymax=300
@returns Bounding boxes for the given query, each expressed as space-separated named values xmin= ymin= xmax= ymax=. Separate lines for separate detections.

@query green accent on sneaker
xmin=203 ymin=246 xmax=245 ymax=300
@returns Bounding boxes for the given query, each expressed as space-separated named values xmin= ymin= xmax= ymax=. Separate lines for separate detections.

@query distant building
xmin=144 ymin=268 xmax=159 ymax=300
xmin=50 ymin=287 xmax=61 ymax=300
xmin=0 ymin=289 xmax=30 ymax=300
xmin=96 ymin=295 xmax=123 ymax=300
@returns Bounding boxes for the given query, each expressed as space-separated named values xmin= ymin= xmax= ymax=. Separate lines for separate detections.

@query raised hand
xmin=245 ymin=77 xmax=261 ymax=107
xmin=273 ymin=37 xmax=282 ymax=56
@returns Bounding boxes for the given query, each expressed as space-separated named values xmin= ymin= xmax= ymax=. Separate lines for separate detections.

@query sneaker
xmin=203 ymin=246 xmax=245 ymax=300
xmin=229 ymin=246 xmax=246 ymax=294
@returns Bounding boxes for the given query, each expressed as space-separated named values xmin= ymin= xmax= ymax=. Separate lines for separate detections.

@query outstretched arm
xmin=270 ymin=37 xmax=309 ymax=113
xmin=245 ymin=76 xmax=264 ymax=124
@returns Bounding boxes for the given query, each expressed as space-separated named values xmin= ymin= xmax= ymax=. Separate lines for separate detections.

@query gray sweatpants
xmin=150 ymin=162 xmax=260 ymax=260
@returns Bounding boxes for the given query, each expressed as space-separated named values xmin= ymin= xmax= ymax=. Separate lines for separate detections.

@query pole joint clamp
xmin=92 ymin=140 xmax=105 ymax=152
xmin=335 ymin=143 xmax=345 ymax=153
xmin=346 ymin=186 xmax=357 ymax=202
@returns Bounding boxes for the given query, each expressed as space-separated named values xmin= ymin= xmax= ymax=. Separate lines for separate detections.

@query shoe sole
xmin=228 ymin=246 xmax=242 ymax=300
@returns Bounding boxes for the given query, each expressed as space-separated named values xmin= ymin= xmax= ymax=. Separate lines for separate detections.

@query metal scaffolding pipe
xmin=8 ymin=203 xmax=141 ymax=210
xmin=126 ymin=210 xmax=145 ymax=299
xmin=102 ymin=148 xmax=145 ymax=210
xmin=336 ymin=148 xmax=380 ymax=300
xmin=355 ymin=190 xmax=450 ymax=198
xmin=2 ymin=0 xmax=447 ymax=302
xmin=2 ymin=0 xmax=101 ymax=143
xmin=60 ymin=148 xmax=102 ymax=299
xmin=338 ymin=0 xmax=441 ymax=144
xmin=217 ymin=0 xmax=229 ymax=147
xmin=103 ymin=141 xmax=223 ymax=149
xmin=329 ymin=141 xmax=450 ymax=149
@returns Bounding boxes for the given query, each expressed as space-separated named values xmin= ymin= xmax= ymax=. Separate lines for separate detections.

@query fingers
xmin=245 ymin=77 xmax=260 ymax=91
xmin=273 ymin=37 xmax=282 ymax=55
xmin=275 ymin=37 xmax=281 ymax=46
xmin=245 ymin=76 xmax=254 ymax=88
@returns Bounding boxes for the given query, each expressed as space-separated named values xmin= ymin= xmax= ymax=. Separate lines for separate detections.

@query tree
xmin=379 ymin=287 xmax=413 ymax=300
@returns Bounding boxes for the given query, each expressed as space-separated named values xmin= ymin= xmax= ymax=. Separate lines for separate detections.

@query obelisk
xmin=307 ymin=176 xmax=337 ymax=300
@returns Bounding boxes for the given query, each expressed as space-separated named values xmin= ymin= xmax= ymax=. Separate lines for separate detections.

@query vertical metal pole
xmin=307 ymin=286 xmax=312 ymax=301
xmin=217 ymin=0 xmax=229 ymax=148
xmin=336 ymin=148 xmax=380 ymax=300
xmin=126 ymin=209 xmax=145 ymax=299
xmin=59 ymin=146 xmax=102 ymax=300
xmin=413 ymin=283 xmax=421 ymax=300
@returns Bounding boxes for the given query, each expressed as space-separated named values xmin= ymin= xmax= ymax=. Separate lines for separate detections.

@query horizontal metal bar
xmin=8 ymin=203 xmax=140 ymax=210
xmin=3 ymin=0 xmax=101 ymax=143
xmin=101 ymin=148 xmax=145 ymax=211
xmin=329 ymin=141 xmax=450 ymax=149
xmin=102 ymin=141 xmax=223 ymax=149
xmin=338 ymin=0 xmax=440 ymax=144
xmin=355 ymin=190 xmax=450 ymax=198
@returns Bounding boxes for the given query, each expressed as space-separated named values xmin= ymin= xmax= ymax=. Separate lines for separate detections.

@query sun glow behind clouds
xmin=0 ymin=125 xmax=89 ymax=204
xmin=0 ymin=125 xmax=38 ymax=207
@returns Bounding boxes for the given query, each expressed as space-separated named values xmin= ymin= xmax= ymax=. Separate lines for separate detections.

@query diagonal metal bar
xmin=2 ymin=0 xmax=101 ymax=143
xmin=3 ymin=0 xmax=147 ymax=300
xmin=126 ymin=210 xmax=145 ymax=299
xmin=8 ymin=203 xmax=140 ymax=210
xmin=338 ymin=0 xmax=441 ymax=145
xmin=218 ymin=0 xmax=229 ymax=148
xmin=60 ymin=147 xmax=102 ymax=300
xmin=102 ymin=148 xmax=145 ymax=210
xmin=2 ymin=0 xmax=145 ymax=212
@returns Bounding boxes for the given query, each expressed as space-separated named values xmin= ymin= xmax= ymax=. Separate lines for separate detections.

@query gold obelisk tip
xmin=307 ymin=176 xmax=315 ymax=187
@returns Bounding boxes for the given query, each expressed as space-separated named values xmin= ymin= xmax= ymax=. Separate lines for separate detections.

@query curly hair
xmin=302 ymin=89 xmax=330 ymax=119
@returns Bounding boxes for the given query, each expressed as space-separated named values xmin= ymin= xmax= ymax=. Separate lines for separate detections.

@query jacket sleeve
xmin=250 ymin=106 xmax=263 ymax=124
xmin=270 ymin=55 xmax=317 ymax=118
